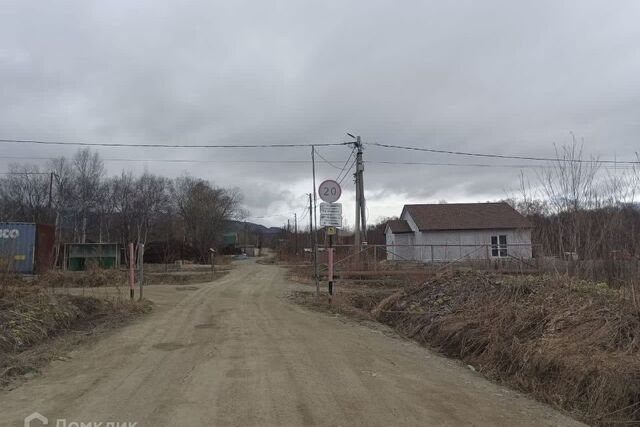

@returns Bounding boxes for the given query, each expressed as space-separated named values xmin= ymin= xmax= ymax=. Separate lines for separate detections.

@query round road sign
xmin=318 ymin=179 xmax=342 ymax=203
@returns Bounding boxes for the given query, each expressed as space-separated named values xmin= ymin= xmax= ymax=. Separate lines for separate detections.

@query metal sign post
xmin=327 ymin=224 xmax=337 ymax=299
xmin=318 ymin=180 xmax=342 ymax=300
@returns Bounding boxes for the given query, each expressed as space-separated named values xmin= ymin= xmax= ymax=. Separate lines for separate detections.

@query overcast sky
xmin=1 ymin=1 xmax=639 ymax=226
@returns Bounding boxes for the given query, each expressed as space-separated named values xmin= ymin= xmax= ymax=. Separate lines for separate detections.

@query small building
xmin=240 ymin=245 xmax=258 ymax=257
xmin=0 ymin=222 xmax=55 ymax=274
xmin=385 ymin=203 xmax=532 ymax=262
xmin=63 ymin=243 xmax=120 ymax=271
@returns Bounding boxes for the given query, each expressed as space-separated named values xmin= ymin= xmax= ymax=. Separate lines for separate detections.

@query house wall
xmin=387 ymin=210 xmax=533 ymax=262
xmin=419 ymin=229 xmax=532 ymax=261
xmin=384 ymin=228 xmax=394 ymax=260
xmin=384 ymin=227 xmax=414 ymax=260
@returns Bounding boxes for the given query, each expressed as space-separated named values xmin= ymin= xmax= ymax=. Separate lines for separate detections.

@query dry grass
xmin=374 ymin=271 xmax=640 ymax=426
xmin=0 ymin=285 xmax=151 ymax=385
xmin=2 ymin=266 xmax=229 ymax=289
xmin=35 ymin=267 xmax=127 ymax=288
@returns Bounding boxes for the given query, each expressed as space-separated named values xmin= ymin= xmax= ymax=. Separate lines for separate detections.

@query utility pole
xmin=311 ymin=146 xmax=320 ymax=297
xmin=309 ymin=193 xmax=318 ymax=297
xmin=352 ymin=136 xmax=367 ymax=251
xmin=357 ymin=136 xmax=367 ymax=244
xmin=294 ymin=213 xmax=298 ymax=256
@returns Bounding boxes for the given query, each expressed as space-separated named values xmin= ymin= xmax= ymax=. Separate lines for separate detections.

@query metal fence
xmin=315 ymin=243 xmax=539 ymax=275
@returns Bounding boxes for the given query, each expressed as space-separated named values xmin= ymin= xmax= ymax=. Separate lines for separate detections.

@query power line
xmin=368 ymin=142 xmax=640 ymax=165
xmin=0 ymin=138 xmax=349 ymax=149
xmin=0 ymin=155 xmax=343 ymax=165
xmin=336 ymin=147 xmax=356 ymax=181
xmin=367 ymin=160 xmax=635 ymax=169
xmin=338 ymin=155 xmax=357 ymax=185
xmin=313 ymin=148 xmax=343 ymax=170
xmin=0 ymin=154 xmax=633 ymax=170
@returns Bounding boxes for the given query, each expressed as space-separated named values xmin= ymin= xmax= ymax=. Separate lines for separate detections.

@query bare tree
xmin=72 ymin=149 xmax=105 ymax=243
xmin=538 ymin=140 xmax=601 ymax=258
xmin=0 ymin=164 xmax=50 ymax=222
xmin=173 ymin=176 xmax=243 ymax=262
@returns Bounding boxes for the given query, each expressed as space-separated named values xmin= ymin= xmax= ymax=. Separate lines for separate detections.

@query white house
xmin=384 ymin=202 xmax=532 ymax=262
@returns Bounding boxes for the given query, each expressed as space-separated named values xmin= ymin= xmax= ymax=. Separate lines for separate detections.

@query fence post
xmin=486 ymin=244 xmax=491 ymax=269
xmin=328 ymin=247 xmax=334 ymax=296
xmin=430 ymin=245 xmax=434 ymax=263
xmin=373 ymin=245 xmax=378 ymax=271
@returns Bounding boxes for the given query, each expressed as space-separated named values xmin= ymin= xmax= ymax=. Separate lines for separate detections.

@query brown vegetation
xmin=374 ymin=271 xmax=640 ymax=426
xmin=0 ymin=285 xmax=151 ymax=385
xmin=2 ymin=265 xmax=229 ymax=289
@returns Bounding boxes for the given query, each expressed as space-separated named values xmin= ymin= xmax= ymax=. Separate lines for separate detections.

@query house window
xmin=491 ymin=235 xmax=508 ymax=257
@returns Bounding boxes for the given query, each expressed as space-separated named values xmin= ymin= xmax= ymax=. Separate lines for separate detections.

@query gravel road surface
xmin=1 ymin=259 xmax=582 ymax=426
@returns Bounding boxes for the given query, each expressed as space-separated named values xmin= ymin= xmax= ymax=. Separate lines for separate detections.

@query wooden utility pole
xmin=353 ymin=136 xmax=367 ymax=250
xmin=309 ymin=193 xmax=318 ymax=297
xmin=357 ymin=137 xmax=367 ymax=244
xmin=294 ymin=213 xmax=298 ymax=255
xmin=312 ymin=146 xmax=319 ymax=297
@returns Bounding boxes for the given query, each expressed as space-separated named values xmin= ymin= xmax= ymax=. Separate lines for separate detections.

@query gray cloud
xmin=1 ymin=0 xmax=639 ymax=225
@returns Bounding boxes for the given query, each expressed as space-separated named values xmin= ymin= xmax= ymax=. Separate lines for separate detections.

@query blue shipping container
xmin=0 ymin=222 xmax=36 ymax=273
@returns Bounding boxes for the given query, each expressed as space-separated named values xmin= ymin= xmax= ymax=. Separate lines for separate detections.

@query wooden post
xmin=328 ymin=240 xmax=334 ymax=298
xmin=129 ymin=243 xmax=135 ymax=300
xmin=137 ymin=243 xmax=144 ymax=301
xmin=486 ymin=244 xmax=491 ymax=269
xmin=210 ymin=251 xmax=216 ymax=281
xmin=373 ymin=245 xmax=378 ymax=271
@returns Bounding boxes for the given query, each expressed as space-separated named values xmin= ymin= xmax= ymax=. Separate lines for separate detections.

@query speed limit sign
xmin=318 ymin=179 xmax=342 ymax=203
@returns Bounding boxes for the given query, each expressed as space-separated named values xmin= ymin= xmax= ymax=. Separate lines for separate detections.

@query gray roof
xmin=402 ymin=202 xmax=531 ymax=231
xmin=386 ymin=219 xmax=413 ymax=233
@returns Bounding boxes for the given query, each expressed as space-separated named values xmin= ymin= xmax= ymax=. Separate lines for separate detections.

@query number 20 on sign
xmin=318 ymin=180 xmax=341 ymax=203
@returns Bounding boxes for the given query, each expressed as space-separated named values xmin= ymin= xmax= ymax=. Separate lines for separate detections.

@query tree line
xmin=509 ymin=142 xmax=640 ymax=261
xmin=0 ymin=149 xmax=246 ymax=263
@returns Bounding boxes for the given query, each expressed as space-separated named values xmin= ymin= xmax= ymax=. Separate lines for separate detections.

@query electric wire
xmin=313 ymin=148 xmax=342 ymax=170
xmin=338 ymin=157 xmax=357 ymax=185
xmin=367 ymin=142 xmax=640 ymax=165
xmin=0 ymin=155 xmax=634 ymax=170
xmin=0 ymin=138 xmax=350 ymax=149
xmin=336 ymin=147 xmax=356 ymax=182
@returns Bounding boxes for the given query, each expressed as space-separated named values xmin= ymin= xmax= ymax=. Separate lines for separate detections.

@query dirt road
xmin=1 ymin=260 xmax=582 ymax=426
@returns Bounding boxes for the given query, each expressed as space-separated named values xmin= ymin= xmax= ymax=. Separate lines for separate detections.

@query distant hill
xmin=224 ymin=220 xmax=284 ymax=236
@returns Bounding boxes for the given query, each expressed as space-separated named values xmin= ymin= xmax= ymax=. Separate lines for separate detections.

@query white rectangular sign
xmin=320 ymin=214 xmax=342 ymax=227
xmin=320 ymin=202 xmax=342 ymax=215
